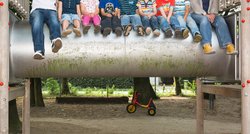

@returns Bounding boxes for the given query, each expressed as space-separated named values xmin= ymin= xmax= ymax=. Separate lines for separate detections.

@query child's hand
xmin=58 ymin=16 xmax=62 ymax=21
xmin=106 ymin=13 xmax=112 ymax=17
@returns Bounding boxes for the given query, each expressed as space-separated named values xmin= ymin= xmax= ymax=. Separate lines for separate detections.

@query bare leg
xmin=73 ymin=19 xmax=81 ymax=37
xmin=61 ymin=20 xmax=72 ymax=37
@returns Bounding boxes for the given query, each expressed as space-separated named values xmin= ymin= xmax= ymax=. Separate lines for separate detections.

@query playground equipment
xmin=126 ymin=92 xmax=156 ymax=116
xmin=1 ymin=0 xmax=250 ymax=134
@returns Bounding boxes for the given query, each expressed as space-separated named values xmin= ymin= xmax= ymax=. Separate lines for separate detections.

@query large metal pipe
xmin=10 ymin=21 xmax=236 ymax=79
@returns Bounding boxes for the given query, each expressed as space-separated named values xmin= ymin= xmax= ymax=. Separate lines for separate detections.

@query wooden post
xmin=196 ymin=78 xmax=204 ymax=134
xmin=0 ymin=0 xmax=9 ymax=133
xmin=22 ymin=79 xmax=30 ymax=134
xmin=241 ymin=1 xmax=250 ymax=133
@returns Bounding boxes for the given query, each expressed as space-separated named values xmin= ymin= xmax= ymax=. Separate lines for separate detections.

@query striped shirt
xmin=119 ymin=0 xmax=138 ymax=15
xmin=174 ymin=0 xmax=190 ymax=14
xmin=137 ymin=0 xmax=156 ymax=14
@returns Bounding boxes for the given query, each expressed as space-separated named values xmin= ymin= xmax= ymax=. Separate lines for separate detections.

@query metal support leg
xmin=22 ymin=79 xmax=30 ymax=134
xmin=196 ymin=78 xmax=204 ymax=134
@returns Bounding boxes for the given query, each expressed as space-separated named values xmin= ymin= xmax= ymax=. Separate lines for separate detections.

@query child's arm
xmin=76 ymin=4 xmax=81 ymax=18
xmin=151 ymin=2 xmax=157 ymax=16
xmin=184 ymin=1 xmax=190 ymax=21
xmin=80 ymin=2 xmax=88 ymax=15
xmin=57 ymin=1 xmax=63 ymax=21
xmin=159 ymin=7 xmax=167 ymax=19
xmin=101 ymin=8 xmax=112 ymax=17
xmin=94 ymin=4 xmax=100 ymax=15
xmin=137 ymin=3 xmax=146 ymax=16
xmin=167 ymin=7 xmax=173 ymax=23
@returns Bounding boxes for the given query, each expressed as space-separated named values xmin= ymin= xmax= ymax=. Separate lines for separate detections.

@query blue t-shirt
xmin=118 ymin=0 xmax=138 ymax=15
xmin=202 ymin=0 xmax=210 ymax=13
xmin=59 ymin=0 xmax=80 ymax=14
xmin=99 ymin=0 xmax=119 ymax=14
xmin=174 ymin=0 xmax=190 ymax=15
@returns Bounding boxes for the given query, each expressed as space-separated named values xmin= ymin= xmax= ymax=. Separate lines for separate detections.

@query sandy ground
xmin=17 ymin=96 xmax=241 ymax=134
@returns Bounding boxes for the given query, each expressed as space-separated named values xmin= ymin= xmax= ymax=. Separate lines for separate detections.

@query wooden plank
xmin=0 ymin=0 xmax=10 ymax=133
xmin=22 ymin=79 xmax=30 ymax=134
xmin=202 ymin=85 xmax=241 ymax=98
xmin=9 ymin=86 xmax=25 ymax=101
xmin=241 ymin=0 xmax=250 ymax=133
xmin=196 ymin=78 xmax=204 ymax=134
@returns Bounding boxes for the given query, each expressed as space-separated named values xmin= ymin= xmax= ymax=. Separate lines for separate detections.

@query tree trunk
xmin=175 ymin=77 xmax=182 ymax=96
xmin=30 ymin=78 xmax=45 ymax=107
xmin=133 ymin=77 xmax=157 ymax=105
xmin=9 ymin=99 xmax=21 ymax=134
xmin=61 ymin=78 xmax=70 ymax=95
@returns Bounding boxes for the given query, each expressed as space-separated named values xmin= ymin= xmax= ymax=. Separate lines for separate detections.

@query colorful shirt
xmin=118 ymin=0 xmax=138 ymax=15
xmin=137 ymin=0 xmax=156 ymax=14
xmin=99 ymin=0 xmax=119 ymax=14
xmin=59 ymin=0 xmax=80 ymax=14
xmin=81 ymin=0 xmax=99 ymax=13
xmin=30 ymin=0 xmax=57 ymax=13
xmin=173 ymin=0 xmax=190 ymax=15
xmin=156 ymin=0 xmax=174 ymax=16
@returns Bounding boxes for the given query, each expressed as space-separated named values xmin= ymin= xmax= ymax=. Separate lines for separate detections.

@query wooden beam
xmin=22 ymin=79 xmax=30 ymax=134
xmin=202 ymin=85 xmax=241 ymax=98
xmin=9 ymin=86 xmax=25 ymax=101
xmin=0 ymin=0 xmax=10 ymax=133
xmin=196 ymin=78 xmax=204 ymax=134
xmin=241 ymin=0 xmax=250 ymax=133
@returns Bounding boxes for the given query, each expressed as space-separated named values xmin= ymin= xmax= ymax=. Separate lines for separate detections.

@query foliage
xmin=42 ymin=78 xmax=60 ymax=95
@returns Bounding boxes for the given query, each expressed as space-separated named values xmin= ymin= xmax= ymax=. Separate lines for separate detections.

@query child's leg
xmin=101 ymin=16 xmax=112 ymax=36
xmin=82 ymin=15 xmax=91 ymax=34
xmin=93 ymin=15 xmax=101 ymax=33
xmin=157 ymin=16 xmax=172 ymax=38
xmin=61 ymin=14 xmax=72 ymax=37
xmin=141 ymin=15 xmax=151 ymax=35
xmin=131 ymin=14 xmax=144 ymax=36
xmin=112 ymin=16 xmax=122 ymax=37
xmin=150 ymin=16 xmax=160 ymax=36
xmin=121 ymin=15 xmax=132 ymax=36
xmin=72 ymin=14 xmax=81 ymax=37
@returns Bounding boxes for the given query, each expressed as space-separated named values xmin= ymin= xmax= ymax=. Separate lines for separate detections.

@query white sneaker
xmin=153 ymin=29 xmax=160 ymax=37
xmin=33 ymin=51 xmax=45 ymax=60
xmin=145 ymin=27 xmax=151 ymax=35
xmin=52 ymin=38 xmax=62 ymax=53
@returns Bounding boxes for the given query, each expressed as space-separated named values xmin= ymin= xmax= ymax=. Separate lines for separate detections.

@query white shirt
xmin=30 ymin=0 xmax=57 ymax=13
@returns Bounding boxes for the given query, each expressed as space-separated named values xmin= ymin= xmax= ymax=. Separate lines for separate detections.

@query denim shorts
xmin=61 ymin=13 xmax=80 ymax=24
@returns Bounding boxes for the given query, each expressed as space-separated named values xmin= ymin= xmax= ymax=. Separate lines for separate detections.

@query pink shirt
xmin=81 ymin=0 xmax=99 ymax=13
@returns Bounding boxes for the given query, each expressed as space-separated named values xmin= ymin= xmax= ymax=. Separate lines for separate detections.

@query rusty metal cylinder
xmin=10 ymin=21 xmax=236 ymax=79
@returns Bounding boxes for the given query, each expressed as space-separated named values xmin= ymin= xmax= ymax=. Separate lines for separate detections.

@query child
xmin=99 ymin=0 xmax=123 ymax=37
xmin=118 ymin=0 xmax=144 ymax=36
xmin=137 ymin=0 xmax=161 ymax=36
xmin=58 ymin=0 xmax=82 ymax=37
xmin=156 ymin=0 xmax=188 ymax=38
xmin=30 ymin=0 xmax=62 ymax=60
xmin=174 ymin=0 xmax=202 ymax=42
xmin=80 ymin=0 xmax=101 ymax=34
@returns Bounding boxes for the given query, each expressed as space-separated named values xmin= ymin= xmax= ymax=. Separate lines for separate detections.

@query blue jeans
xmin=29 ymin=9 xmax=61 ymax=53
xmin=191 ymin=13 xmax=232 ymax=48
xmin=174 ymin=14 xmax=200 ymax=36
xmin=141 ymin=16 xmax=159 ymax=30
xmin=121 ymin=14 xmax=143 ymax=30
xmin=157 ymin=16 xmax=181 ymax=32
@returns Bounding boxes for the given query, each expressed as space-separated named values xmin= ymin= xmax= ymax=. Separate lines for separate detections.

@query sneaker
xmin=61 ymin=29 xmax=72 ymax=37
xmin=114 ymin=27 xmax=122 ymax=37
xmin=52 ymin=38 xmax=62 ymax=53
xmin=153 ymin=29 xmax=160 ymax=37
xmin=175 ymin=29 xmax=182 ymax=38
xmin=194 ymin=33 xmax=202 ymax=43
xmin=103 ymin=27 xmax=112 ymax=37
xmin=137 ymin=26 xmax=144 ymax=36
xmin=145 ymin=27 xmax=151 ymax=35
xmin=164 ymin=28 xmax=173 ymax=38
xmin=73 ymin=28 xmax=81 ymax=37
xmin=94 ymin=25 xmax=101 ymax=34
xmin=82 ymin=25 xmax=91 ymax=34
xmin=203 ymin=43 xmax=215 ymax=54
xmin=124 ymin=25 xmax=132 ymax=36
xmin=226 ymin=43 xmax=238 ymax=55
xmin=33 ymin=51 xmax=44 ymax=60
xmin=182 ymin=28 xmax=189 ymax=39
